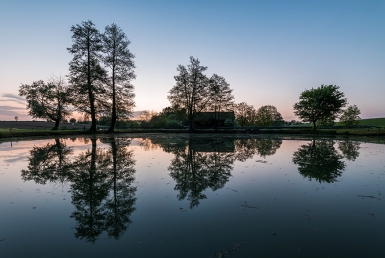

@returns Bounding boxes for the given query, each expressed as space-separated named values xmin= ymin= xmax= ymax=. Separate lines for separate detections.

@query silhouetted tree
xmin=19 ymin=76 xmax=71 ymax=130
xmin=67 ymin=20 xmax=107 ymax=132
xmin=208 ymin=74 xmax=234 ymax=130
xmin=102 ymin=24 xmax=136 ymax=133
xmin=255 ymin=105 xmax=284 ymax=126
xmin=293 ymin=139 xmax=346 ymax=183
xmin=233 ymin=138 xmax=282 ymax=161
xmin=168 ymin=57 xmax=212 ymax=130
xmin=234 ymin=102 xmax=256 ymax=127
xmin=293 ymin=85 xmax=347 ymax=131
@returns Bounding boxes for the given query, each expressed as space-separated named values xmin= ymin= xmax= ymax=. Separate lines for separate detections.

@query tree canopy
xmin=293 ymin=84 xmax=347 ymax=130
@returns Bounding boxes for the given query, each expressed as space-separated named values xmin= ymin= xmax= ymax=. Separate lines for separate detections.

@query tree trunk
xmin=52 ymin=119 xmax=60 ymax=130
xmin=312 ymin=120 xmax=317 ymax=131
xmin=108 ymin=68 xmax=116 ymax=133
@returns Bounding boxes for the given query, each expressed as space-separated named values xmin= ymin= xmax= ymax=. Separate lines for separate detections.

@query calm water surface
xmin=0 ymin=134 xmax=384 ymax=257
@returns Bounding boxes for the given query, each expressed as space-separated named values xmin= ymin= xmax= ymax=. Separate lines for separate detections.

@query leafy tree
xmin=14 ymin=116 xmax=18 ymax=121
xmin=70 ymin=118 xmax=76 ymax=124
xmin=168 ymin=57 xmax=211 ymax=130
xmin=255 ymin=105 xmax=284 ymax=126
xmin=208 ymin=74 xmax=234 ymax=130
xmin=19 ymin=76 xmax=71 ymax=130
xmin=102 ymin=23 xmax=136 ymax=133
xmin=233 ymin=102 xmax=256 ymax=127
xmin=339 ymin=105 xmax=361 ymax=126
xmin=67 ymin=20 xmax=107 ymax=132
xmin=293 ymin=85 xmax=347 ymax=131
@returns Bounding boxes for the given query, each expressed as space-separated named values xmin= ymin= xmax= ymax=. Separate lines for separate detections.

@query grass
xmin=357 ymin=118 xmax=385 ymax=127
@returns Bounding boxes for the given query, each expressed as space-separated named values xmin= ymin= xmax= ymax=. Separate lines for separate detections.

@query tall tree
xmin=67 ymin=20 xmax=107 ymax=132
xmin=19 ymin=76 xmax=71 ymax=130
xmin=209 ymin=74 xmax=234 ymax=130
xmin=233 ymin=102 xmax=256 ymax=127
xmin=168 ymin=57 xmax=211 ymax=130
xmin=102 ymin=24 xmax=136 ymax=133
xmin=293 ymin=85 xmax=347 ymax=131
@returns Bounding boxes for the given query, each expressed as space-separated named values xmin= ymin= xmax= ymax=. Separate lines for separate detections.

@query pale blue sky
xmin=0 ymin=0 xmax=384 ymax=120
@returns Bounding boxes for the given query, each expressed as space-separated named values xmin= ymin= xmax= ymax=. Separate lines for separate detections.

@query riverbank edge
xmin=1 ymin=128 xmax=385 ymax=140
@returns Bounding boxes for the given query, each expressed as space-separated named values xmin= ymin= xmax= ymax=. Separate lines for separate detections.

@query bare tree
xmin=102 ymin=23 xmax=136 ymax=133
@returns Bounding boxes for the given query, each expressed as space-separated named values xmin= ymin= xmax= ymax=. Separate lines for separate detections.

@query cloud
xmin=0 ymin=105 xmax=27 ymax=110
xmin=1 ymin=93 xmax=25 ymax=102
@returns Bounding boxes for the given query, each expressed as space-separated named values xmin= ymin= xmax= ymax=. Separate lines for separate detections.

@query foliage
xmin=293 ymin=85 xmax=347 ymax=130
xmin=70 ymin=118 xmax=76 ymax=123
xmin=255 ymin=105 xmax=284 ymax=126
xmin=102 ymin=23 xmax=136 ymax=132
xmin=19 ymin=76 xmax=71 ymax=130
xmin=233 ymin=102 xmax=256 ymax=127
xmin=168 ymin=57 xmax=212 ymax=130
xmin=339 ymin=105 xmax=361 ymax=126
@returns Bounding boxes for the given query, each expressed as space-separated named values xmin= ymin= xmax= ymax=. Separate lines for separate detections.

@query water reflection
xmin=21 ymin=139 xmax=73 ymax=186
xmin=293 ymin=139 xmax=350 ymax=183
xmin=145 ymin=137 xmax=282 ymax=208
xmin=21 ymin=137 xmax=137 ymax=243
xmin=338 ymin=139 xmax=361 ymax=161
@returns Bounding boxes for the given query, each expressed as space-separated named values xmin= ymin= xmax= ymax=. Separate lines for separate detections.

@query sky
xmin=0 ymin=0 xmax=384 ymax=121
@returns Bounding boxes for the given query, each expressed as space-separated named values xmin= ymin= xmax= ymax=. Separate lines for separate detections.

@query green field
xmin=358 ymin=117 xmax=385 ymax=127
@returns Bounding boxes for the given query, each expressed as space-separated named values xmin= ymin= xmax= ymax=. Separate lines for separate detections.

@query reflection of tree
xmin=145 ymin=136 xmax=282 ymax=208
xmin=70 ymin=137 xmax=137 ymax=242
xmin=21 ymin=138 xmax=73 ymax=185
xmin=293 ymin=139 xmax=346 ymax=183
xmin=70 ymin=138 xmax=110 ymax=243
xmin=234 ymin=138 xmax=282 ymax=161
xmin=338 ymin=140 xmax=360 ymax=161
xmin=103 ymin=137 xmax=137 ymax=240
xmin=169 ymin=144 xmax=233 ymax=209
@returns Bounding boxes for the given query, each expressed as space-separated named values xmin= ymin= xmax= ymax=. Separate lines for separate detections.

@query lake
xmin=0 ymin=134 xmax=384 ymax=257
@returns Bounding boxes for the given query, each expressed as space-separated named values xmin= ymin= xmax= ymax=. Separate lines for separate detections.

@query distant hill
xmin=358 ymin=118 xmax=385 ymax=127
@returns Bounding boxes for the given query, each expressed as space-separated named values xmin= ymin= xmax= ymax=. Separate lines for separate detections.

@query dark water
xmin=0 ymin=134 xmax=384 ymax=258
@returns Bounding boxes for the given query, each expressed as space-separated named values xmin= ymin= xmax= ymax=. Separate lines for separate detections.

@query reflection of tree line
xmin=144 ymin=137 xmax=282 ymax=208
xmin=20 ymin=136 xmax=361 ymax=241
xmin=21 ymin=137 xmax=137 ymax=243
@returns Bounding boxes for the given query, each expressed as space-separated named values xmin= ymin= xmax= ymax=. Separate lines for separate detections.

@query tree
xmin=293 ymin=85 xmax=347 ymax=131
xmin=19 ymin=76 xmax=71 ymax=130
xmin=168 ymin=57 xmax=211 ymax=130
xmin=255 ymin=105 xmax=284 ymax=126
xmin=208 ymin=74 xmax=234 ymax=130
xmin=339 ymin=105 xmax=361 ymax=126
xmin=14 ymin=116 xmax=18 ymax=121
xmin=70 ymin=118 xmax=76 ymax=124
xmin=233 ymin=102 xmax=256 ymax=127
xmin=67 ymin=20 xmax=107 ymax=133
xmin=102 ymin=23 xmax=136 ymax=133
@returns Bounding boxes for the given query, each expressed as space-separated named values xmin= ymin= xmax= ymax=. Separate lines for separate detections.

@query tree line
xmin=18 ymin=20 xmax=361 ymax=132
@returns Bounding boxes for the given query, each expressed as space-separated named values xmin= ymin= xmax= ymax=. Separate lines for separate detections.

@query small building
xmin=194 ymin=112 xmax=235 ymax=128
